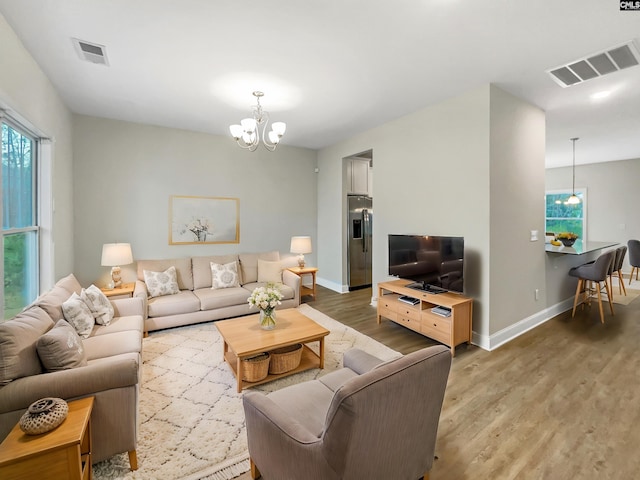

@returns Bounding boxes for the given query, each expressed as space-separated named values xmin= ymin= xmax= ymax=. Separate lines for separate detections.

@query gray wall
xmin=72 ymin=115 xmax=318 ymax=287
xmin=317 ymin=84 xmax=546 ymax=348
xmin=0 ymin=13 xmax=75 ymax=285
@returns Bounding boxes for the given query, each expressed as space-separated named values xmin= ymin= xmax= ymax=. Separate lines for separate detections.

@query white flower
xmin=248 ymin=283 xmax=284 ymax=312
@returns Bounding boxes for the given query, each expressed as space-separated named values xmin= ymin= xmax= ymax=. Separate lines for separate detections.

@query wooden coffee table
xmin=216 ymin=308 xmax=330 ymax=392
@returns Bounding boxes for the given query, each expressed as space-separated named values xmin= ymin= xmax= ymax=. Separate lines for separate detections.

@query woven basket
xmin=19 ymin=397 xmax=69 ymax=435
xmin=269 ymin=343 xmax=303 ymax=374
xmin=242 ymin=352 xmax=270 ymax=382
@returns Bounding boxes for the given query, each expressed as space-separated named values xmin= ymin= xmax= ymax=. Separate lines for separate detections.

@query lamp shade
xmin=290 ymin=236 xmax=312 ymax=254
xmin=101 ymin=243 xmax=133 ymax=266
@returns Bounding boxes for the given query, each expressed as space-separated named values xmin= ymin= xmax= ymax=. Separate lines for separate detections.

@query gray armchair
xmin=242 ymin=345 xmax=452 ymax=480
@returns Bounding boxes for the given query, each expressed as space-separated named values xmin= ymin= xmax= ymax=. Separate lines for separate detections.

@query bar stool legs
xmin=571 ymin=278 xmax=615 ymax=324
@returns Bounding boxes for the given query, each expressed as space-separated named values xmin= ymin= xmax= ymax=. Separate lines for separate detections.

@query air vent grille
xmin=72 ymin=38 xmax=109 ymax=66
xmin=547 ymin=41 xmax=639 ymax=87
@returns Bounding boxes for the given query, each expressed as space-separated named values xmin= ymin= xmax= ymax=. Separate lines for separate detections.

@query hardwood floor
xmin=309 ymin=285 xmax=640 ymax=479
xmin=239 ymin=284 xmax=640 ymax=479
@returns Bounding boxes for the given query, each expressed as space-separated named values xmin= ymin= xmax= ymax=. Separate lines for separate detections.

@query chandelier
xmin=229 ymin=91 xmax=286 ymax=151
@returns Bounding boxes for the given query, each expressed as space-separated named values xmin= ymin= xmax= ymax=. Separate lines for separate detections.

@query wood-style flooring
xmin=240 ymin=283 xmax=640 ymax=479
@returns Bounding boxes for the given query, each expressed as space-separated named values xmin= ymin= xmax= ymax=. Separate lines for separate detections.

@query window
xmin=545 ymin=189 xmax=586 ymax=240
xmin=2 ymin=119 xmax=39 ymax=319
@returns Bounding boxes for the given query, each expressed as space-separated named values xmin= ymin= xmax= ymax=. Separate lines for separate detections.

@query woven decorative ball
xmin=19 ymin=397 xmax=69 ymax=435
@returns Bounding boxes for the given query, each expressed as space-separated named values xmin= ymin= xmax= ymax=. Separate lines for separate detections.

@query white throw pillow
xmin=211 ymin=261 xmax=240 ymax=289
xmin=81 ymin=284 xmax=114 ymax=325
xmin=257 ymin=259 xmax=282 ymax=283
xmin=143 ymin=266 xmax=180 ymax=298
xmin=62 ymin=292 xmax=95 ymax=338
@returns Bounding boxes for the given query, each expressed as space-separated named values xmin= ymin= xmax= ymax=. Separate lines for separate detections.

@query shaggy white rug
xmin=92 ymin=304 xmax=400 ymax=480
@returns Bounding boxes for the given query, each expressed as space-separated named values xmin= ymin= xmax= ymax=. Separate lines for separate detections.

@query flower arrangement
xmin=248 ymin=283 xmax=284 ymax=329
xmin=184 ymin=218 xmax=212 ymax=242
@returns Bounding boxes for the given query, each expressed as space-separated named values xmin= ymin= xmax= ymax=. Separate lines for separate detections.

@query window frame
xmin=1 ymin=113 xmax=41 ymax=319
xmin=545 ymin=187 xmax=587 ymax=241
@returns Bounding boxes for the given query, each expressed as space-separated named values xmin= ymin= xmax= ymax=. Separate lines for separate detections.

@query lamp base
xmin=297 ymin=255 xmax=306 ymax=268
xmin=111 ymin=266 xmax=123 ymax=289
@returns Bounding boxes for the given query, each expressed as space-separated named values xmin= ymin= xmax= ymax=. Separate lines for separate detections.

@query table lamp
xmin=290 ymin=236 xmax=312 ymax=268
xmin=101 ymin=243 xmax=133 ymax=289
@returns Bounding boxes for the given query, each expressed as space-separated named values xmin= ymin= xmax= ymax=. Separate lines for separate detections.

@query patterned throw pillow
xmin=62 ymin=292 xmax=95 ymax=338
xmin=210 ymin=261 xmax=240 ymax=289
xmin=81 ymin=284 xmax=114 ymax=325
xmin=143 ymin=266 xmax=180 ymax=298
xmin=36 ymin=319 xmax=88 ymax=372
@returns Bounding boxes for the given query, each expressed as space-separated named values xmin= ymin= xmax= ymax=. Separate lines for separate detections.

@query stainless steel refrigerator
xmin=347 ymin=195 xmax=373 ymax=290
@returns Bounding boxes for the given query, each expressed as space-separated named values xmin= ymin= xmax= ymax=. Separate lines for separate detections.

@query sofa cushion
xmin=239 ymin=251 xmax=280 ymax=284
xmin=81 ymin=284 xmax=114 ymax=325
xmin=36 ymin=319 xmax=88 ymax=372
xmin=147 ymin=290 xmax=200 ymax=318
xmin=194 ymin=287 xmax=252 ymax=311
xmin=62 ymin=292 xmax=95 ymax=338
xmin=83 ymin=330 xmax=142 ymax=361
xmin=211 ymin=261 xmax=240 ymax=289
xmin=137 ymin=258 xmax=193 ymax=290
xmin=144 ymin=266 xmax=180 ymax=298
xmin=35 ymin=273 xmax=82 ymax=321
xmin=192 ymin=254 xmax=239 ymax=289
xmin=243 ymin=282 xmax=295 ymax=301
xmin=90 ymin=315 xmax=145 ymax=336
xmin=0 ymin=306 xmax=54 ymax=385
xmin=258 ymin=259 xmax=283 ymax=283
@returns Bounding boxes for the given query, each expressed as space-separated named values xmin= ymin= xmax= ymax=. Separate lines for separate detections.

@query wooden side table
xmin=0 ymin=396 xmax=94 ymax=480
xmin=286 ymin=267 xmax=318 ymax=301
xmin=100 ymin=282 xmax=135 ymax=299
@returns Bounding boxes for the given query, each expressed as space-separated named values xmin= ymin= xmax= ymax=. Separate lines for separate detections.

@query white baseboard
xmin=472 ymin=296 xmax=575 ymax=351
xmin=316 ymin=277 xmax=348 ymax=293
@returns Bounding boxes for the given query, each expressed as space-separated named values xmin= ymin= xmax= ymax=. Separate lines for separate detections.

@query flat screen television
xmin=388 ymin=234 xmax=464 ymax=294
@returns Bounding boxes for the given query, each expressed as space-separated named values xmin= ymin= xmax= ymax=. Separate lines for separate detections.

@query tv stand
xmin=377 ymin=279 xmax=473 ymax=356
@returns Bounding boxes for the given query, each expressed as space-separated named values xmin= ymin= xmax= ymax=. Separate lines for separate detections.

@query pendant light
xmin=566 ymin=137 xmax=580 ymax=205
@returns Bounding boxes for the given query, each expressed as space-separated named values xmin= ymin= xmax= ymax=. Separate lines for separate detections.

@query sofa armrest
xmin=133 ymin=280 xmax=149 ymax=319
xmin=282 ymin=269 xmax=301 ymax=306
xmin=0 ymin=353 xmax=139 ymax=413
xmin=110 ymin=296 xmax=145 ymax=318
xmin=243 ymin=390 xmax=320 ymax=445
xmin=343 ymin=348 xmax=385 ymax=374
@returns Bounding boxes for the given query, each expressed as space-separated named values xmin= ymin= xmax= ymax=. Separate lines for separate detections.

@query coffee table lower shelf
xmin=225 ymin=345 xmax=321 ymax=392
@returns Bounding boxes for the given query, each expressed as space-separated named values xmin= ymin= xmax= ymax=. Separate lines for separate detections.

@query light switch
xmin=530 ymin=230 xmax=538 ymax=242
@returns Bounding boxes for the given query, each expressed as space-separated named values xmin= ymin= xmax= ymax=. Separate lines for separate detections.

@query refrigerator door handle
xmin=363 ymin=208 xmax=369 ymax=253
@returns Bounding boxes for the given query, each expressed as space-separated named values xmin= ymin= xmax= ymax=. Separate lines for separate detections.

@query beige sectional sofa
xmin=0 ymin=274 xmax=144 ymax=469
xmin=135 ymin=251 xmax=301 ymax=333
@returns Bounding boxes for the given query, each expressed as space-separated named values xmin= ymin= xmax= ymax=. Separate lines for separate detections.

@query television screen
xmin=388 ymin=234 xmax=464 ymax=294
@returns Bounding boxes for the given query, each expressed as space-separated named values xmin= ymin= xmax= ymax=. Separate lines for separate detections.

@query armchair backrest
xmin=322 ymin=345 xmax=451 ymax=479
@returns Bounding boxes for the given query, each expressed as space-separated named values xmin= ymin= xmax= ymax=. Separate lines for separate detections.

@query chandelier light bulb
xmin=229 ymin=124 xmax=243 ymax=139
xmin=271 ymin=122 xmax=286 ymax=136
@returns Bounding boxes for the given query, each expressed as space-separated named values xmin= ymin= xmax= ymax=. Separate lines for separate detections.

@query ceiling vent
xmin=72 ymin=38 xmax=109 ymax=66
xmin=547 ymin=41 xmax=640 ymax=87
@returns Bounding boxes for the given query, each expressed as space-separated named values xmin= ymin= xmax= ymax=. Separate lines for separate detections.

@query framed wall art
xmin=169 ymin=195 xmax=240 ymax=244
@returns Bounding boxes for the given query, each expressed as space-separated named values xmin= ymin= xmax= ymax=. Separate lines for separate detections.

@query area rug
xmin=610 ymin=288 xmax=640 ymax=306
xmin=92 ymin=304 xmax=400 ymax=480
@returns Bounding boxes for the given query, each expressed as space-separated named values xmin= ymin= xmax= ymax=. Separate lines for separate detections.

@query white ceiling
xmin=1 ymin=0 xmax=640 ymax=168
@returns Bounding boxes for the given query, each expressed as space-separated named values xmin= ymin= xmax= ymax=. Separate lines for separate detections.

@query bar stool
xmin=609 ymin=246 xmax=627 ymax=296
xmin=569 ymin=250 xmax=616 ymax=324
xmin=628 ymin=239 xmax=640 ymax=286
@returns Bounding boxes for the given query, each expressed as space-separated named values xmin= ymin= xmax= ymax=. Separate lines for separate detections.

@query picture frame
xmin=169 ymin=195 xmax=240 ymax=244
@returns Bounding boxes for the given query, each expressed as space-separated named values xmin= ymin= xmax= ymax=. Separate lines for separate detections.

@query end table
xmin=0 ymin=396 xmax=94 ymax=480
xmin=100 ymin=282 xmax=135 ymax=299
xmin=286 ymin=267 xmax=318 ymax=301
